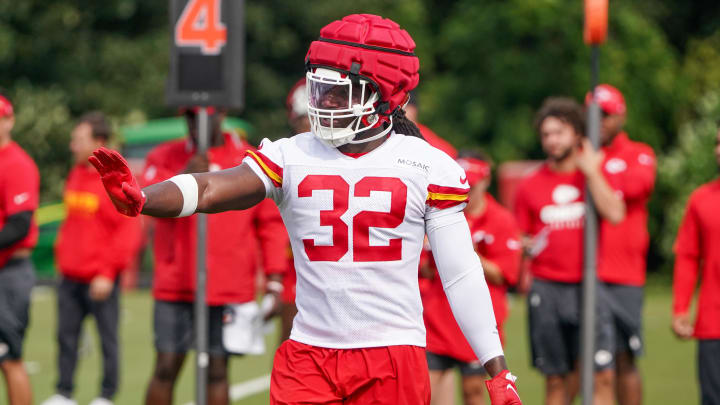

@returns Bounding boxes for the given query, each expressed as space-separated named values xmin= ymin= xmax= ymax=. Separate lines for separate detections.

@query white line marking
xmin=183 ymin=374 xmax=271 ymax=405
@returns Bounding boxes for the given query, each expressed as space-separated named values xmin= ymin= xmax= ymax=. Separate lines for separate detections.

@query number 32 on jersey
xmin=298 ymin=175 xmax=407 ymax=263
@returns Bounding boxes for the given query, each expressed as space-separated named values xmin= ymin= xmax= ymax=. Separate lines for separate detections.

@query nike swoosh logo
xmin=460 ymin=176 xmax=468 ymax=184
xmin=13 ymin=192 xmax=30 ymax=206
xmin=507 ymin=384 xmax=520 ymax=399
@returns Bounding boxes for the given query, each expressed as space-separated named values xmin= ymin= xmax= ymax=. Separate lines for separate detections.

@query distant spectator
xmin=0 ymin=92 xmax=38 ymax=405
xmin=587 ymin=84 xmax=656 ymax=405
xmin=672 ymin=123 xmax=720 ymax=405
xmin=141 ymin=107 xmax=288 ymax=405
xmin=405 ymin=91 xmax=458 ymax=158
xmin=514 ymin=97 xmax=624 ymax=405
xmin=41 ymin=112 xmax=142 ymax=405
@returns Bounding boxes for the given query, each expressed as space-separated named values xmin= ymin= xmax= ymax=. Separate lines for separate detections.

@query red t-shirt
xmin=422 ymin=194 xmax=521 ymax=362
xmin=673 ymin=179 xmax=720 ymax=339
xmin=55 ymin=163 xmax=142 ymax=283
xmin=142 ymin=133 xmax=289 ymax=305
xmin=599 ymin=133 xmax=656 ymax=285
xmin=417 ymin=123 xmax=458 ymax=159
xmin=0 ymin=141 xmax=39 ymax=268
xmin=514 ymin=164 xmax=585 ymax=283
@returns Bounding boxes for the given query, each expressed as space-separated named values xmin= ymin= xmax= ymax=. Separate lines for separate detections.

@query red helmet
xmin=0 ymin=95 xmax=13 ymax=118
xmin=286 ymin=78 xmax=307 ymax=121
xmin=456 ymin=157 xmax=491 ymax=187
xmin=305 ymin=14 xmax=420 ymax=146
xmin=585 ymin=84 xmax=626 ymax=115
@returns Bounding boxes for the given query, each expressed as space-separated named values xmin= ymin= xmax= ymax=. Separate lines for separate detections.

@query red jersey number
xmin=298 ymin=175 xmax=407 ymax=262
xmin=298 ymin=175 xmax=349 ymax=262
xmin=174 ymin=0 xmax=227 ymax=55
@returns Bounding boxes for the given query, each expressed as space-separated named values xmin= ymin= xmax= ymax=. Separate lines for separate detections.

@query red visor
xmin=585 ymin=84 xmax=625 ymax=115
xmin=0 ymin=95 xmax=14 ymax=118
xmin=286 ymin=78 xmax=307 ymax=120
xmin=456 ymin=157 xmax=491 ymax=187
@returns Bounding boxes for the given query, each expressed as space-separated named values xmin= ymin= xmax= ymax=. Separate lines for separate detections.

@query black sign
xmin=166 ymin=0 xmax=244 ymax=108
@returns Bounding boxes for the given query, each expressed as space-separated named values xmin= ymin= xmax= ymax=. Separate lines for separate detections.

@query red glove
xmin=88 ymin=147 xmax=145 ymax=217
xmin=486 ymin=370 xmax=522 ymax=404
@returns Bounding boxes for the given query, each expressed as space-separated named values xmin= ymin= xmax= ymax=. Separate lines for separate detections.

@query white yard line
xmin=183 ymin=374 xmax=271 ymax=405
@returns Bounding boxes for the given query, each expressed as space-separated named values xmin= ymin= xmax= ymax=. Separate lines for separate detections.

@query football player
xmin=90 ymin=14 xmax=522 ymax=405
xmin=422 ymin=151 xmax=522 ymax=405
xmin=42 ymin=112 xmax=142 ymax=405
xmin=672 ymin=123 xmax=720 ymax=405
xmin=140 ymin=107 xmax=288 ymax=405
xmin=0 ymin=92 xmax=38 ymax=405
xmin=587 ymin=85 xmax=656 ymax=405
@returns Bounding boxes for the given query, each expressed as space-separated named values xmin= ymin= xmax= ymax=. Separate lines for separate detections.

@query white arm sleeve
xmin=168 ymin=174 xmax=199 ymax=217
xmin=426 ymin=211 xmax=505 ymax=365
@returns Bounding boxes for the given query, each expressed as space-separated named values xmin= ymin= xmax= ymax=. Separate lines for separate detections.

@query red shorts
xmin=270 ymin=339 xmax=430 ymax=404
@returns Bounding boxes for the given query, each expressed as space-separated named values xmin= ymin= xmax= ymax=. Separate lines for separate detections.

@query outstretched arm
xmin=141 ymin=164 xmax=266 ymax=216
xmin=89 ymin=147 xmax=266 ymax=218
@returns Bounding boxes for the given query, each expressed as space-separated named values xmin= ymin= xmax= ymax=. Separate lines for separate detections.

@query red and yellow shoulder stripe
xmin=246 ymin=150 xmax=283 ymax=187
xmin=426 ymin=184 xmax=469 ymax=209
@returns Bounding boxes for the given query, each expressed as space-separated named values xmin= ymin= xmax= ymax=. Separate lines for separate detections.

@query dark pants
xmin=56 ymin=277 xmax=119 ymax=400
xmin=699 ymin=339 xmax=720 ymax=405
xmin=0 ymin=258 xmax=35 ymax=363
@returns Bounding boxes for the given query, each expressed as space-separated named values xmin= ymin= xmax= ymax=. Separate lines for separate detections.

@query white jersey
xmin=244 ymin=132 xmax=469 ymax=349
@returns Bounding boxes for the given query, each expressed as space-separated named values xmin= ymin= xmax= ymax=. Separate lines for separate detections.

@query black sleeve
xmin=0 ymin=211 xmax=33 ymax=250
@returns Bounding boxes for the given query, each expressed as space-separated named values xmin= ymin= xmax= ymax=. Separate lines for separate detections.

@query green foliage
xmin=654 ymin=32 xmax=720 ymax=273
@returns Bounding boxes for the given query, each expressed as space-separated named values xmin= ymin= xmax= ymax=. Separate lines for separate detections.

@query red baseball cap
xmin=456 ymin=157 xmax=491 ymax=187
xmin=585 ymin=84 xmax=626 ymax=115
xmin=0 ymin=95 xmax=14 ymax=118
xmin=286 ymin=78 xmax=307 ymax=120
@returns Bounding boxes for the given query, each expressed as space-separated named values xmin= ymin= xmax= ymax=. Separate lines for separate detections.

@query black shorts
xmin=0 ymin=258 xmax=35 ymax=362
xmin=527 ymin=279 xmax=615 ymax=376
xmin=603 ymin=282 xmax=644 ymax=357
xmin=699 ymin=339 xmax=720 ymax=405
xmin=426 ymin=350 xmax=485 ymax=376
xmin=153 ymin=300 xmax=226 ymax=356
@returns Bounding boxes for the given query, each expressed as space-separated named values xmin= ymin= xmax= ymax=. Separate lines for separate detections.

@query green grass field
xmin=0 ymin=285 xmax=698 ymax=404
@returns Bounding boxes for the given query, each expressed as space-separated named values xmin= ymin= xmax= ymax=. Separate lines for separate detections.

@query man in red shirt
xmin=41 ymin=112 xmax=142 ymax=405
xmin=672 ymin=124 xmax=720 ymax=405
xmin=422 ymin=151 xmax=522 ymax=405
xmin=141 ymin=108 xmax=288 ymax=405
xmin=586 ymin=85 xmax=656 ymax=405
xmin=514 ymin=97 xmax=625 ymax=405
xmin=0 ymin=93 xmax=38 ymax=405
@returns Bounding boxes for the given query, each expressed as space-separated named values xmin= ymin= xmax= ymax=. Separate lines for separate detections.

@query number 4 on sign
xmin=175 ymin=0 xmax=227 ymax=55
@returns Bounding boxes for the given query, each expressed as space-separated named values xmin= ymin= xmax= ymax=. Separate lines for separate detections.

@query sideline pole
xmin=195 ymin=107 xmax=210 ymax=405
xmin=581 ymin=1 xmax=607 ymax=404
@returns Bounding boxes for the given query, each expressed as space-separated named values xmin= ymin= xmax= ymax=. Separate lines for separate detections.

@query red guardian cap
xmin=0 ymin=95 xmax=14 ymax=118
xmin=456 ymin=157 xmax=491 ymax=187
xmin=585 ymin=84 xmax=626 ymax=115
xmin=304 ymin=14 xmax=420 ymax=147
xmin=286 ymin=78 xmax=307 ymax=120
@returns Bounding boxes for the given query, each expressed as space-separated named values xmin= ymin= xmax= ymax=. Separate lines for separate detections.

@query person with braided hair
xmin=88 ymin=14 xmax=522 ymax=405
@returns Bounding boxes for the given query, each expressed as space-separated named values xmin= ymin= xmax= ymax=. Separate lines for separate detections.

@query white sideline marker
xmin=183 ymin=374 xmax=271 ymax=405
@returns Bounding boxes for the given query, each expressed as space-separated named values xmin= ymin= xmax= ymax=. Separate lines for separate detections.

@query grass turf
xmin=0 ymin=285 xmax=698 ymax=404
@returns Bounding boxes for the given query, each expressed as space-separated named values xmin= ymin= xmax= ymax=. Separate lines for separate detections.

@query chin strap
xmin=348 ymin=116 xmax=393 ymax=144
